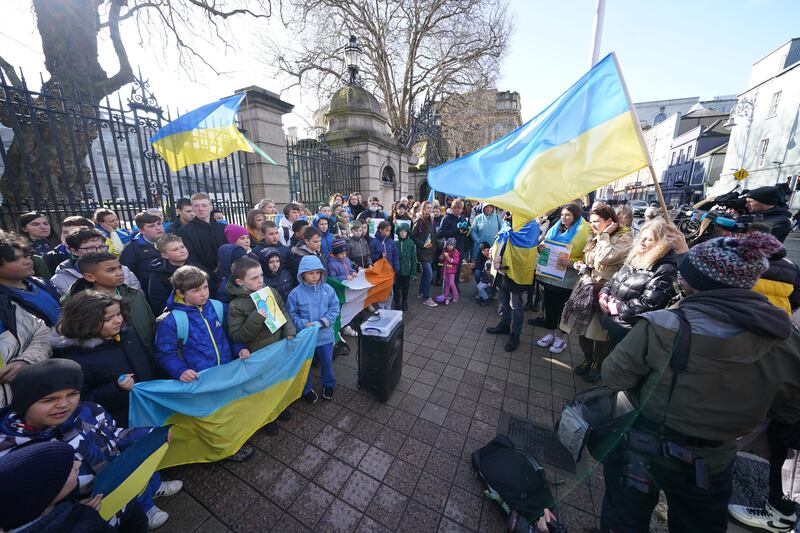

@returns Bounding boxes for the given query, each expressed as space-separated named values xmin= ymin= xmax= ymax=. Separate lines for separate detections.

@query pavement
xmin=155 ymin=283 xmax=608 ymax=532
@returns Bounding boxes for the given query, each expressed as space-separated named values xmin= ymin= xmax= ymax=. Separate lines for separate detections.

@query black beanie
xmin=0 ymin=440 xmax=76 ymax=529
xmin=746 ymin=186 xmax=783 ymax=207
xmin=10 ymin=359 xmax=83 ymax=416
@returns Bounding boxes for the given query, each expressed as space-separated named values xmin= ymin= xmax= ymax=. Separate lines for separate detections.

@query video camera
xmin=700 ymin=210 xmax=754 ymax=235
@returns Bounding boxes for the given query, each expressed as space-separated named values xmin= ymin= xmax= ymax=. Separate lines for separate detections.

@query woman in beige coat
xmin=0 ymin=295 xmax=52 ymax=407
xmin=559 ymin=204 xmax=633 ymax=383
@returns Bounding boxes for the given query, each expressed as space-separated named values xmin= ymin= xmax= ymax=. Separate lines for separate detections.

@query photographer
xmin=437 ymin=199 xmax=469 ymax=291
xmin=746 ymin=186 xmax=792 ymax=242
xmin=599 ymin=232 xmax=800 ymax=532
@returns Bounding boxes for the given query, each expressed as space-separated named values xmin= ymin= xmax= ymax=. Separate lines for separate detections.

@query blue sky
xmin=502 ymin=0 xmax=800 ymax=120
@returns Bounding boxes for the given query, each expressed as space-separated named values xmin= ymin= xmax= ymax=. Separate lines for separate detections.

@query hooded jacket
xmin=279 ymin=216 xmax=294 ymax=246
xmin=396 ymin=235 xmax=417 ymax=277
xmin=599 ymin=250 xmax=678 ymax=328
xmin=411 ymin=217 xmax=437 ymax=263
xmin=52 ymin=328 xmax=156 ymax=426
xmin=176 ymin=217 xmax=227 ymax=272
xmin=0 ymin=296 xmax=51 ymax=408
xmin=154 ymin=294 xmax=239 ymax=379
xmin=288 ymin=243 xmax=327 ymax=282
xmin=754 ymin=205 xmax=792 ymax=243
xmin=286 ymin=256 xmax=340 ymax=347
xmin=257 ymin=242 xmax=290 ymax=269
xmin=51 ymin=259 xmax=141 ymax=297
xmin=216 ymin=244 xmax=249 ymax=302
xmin=471 ymin=210 xmax=503 ymax=250
xmin=119 ymin=233 xmax=161 ymax=288
xmin=345 ymin=234 xmax=372 ymax=269
xmin=261 ymin=249 xmax=294 ymax=302
xmin=603 ymin=288 xmax=800 ymax=473
xmin=43 ymin=244 xmax=70 ymax=275
xmin=226 ymin=278 xmax=297 ymax=352
xmin=312 ymin=216 xmax=335 ymax=257
xmin=752 ymin=247 xmax=800 ymax=314
xmin=327 ymin=254 xmax=354 ymax=282
xmin=369 ymin=232 xmax=399 ymax=272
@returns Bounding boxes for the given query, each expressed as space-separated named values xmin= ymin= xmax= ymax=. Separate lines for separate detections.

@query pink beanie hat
xmin=224 ymin=224 xmax=249 ymax=244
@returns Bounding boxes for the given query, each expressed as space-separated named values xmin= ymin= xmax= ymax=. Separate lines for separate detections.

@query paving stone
xmin=315 ymin=498 xmax=363 ymax=533
xmin=293 ymin=444 xmax=330 ymax=478
xmin=238 ymin=453 xmax=288 ymax=495
xmin=336 ymin=435 xmax=371 ymax=467
xmin=444 ymin=485 xmax=483 ymax=530
xmin=399 ymin=499 xmax=443 ymax=532
xmin=408 ymin=381 xmax=435 ymax=400
xmin=353 ymin=417 xmax=384 ymax=444
xmin=435 ymin=427 xmax=467 ymax=457
xmin=231 ymin=495 xmax=283 ymax=532
xmin=398 ymin=393 xmax=427 ymax=416
xmin=355 ymin=515 xmax=393 ymax=533
xmin=358 ymin=446 xmax=394 ymax=481
xmin=411 ymin=417 xmax=442 ymax=445
xmin=397 ymin=437 xmax=433 ymax=465
xmin=157 ymin=492 xmax=209 ymax=533
xmin=383 ymin=458 xmax=422 ymax=496
xmin=374 ymin=425 xmax=407 ymax=455
xmin=425 ymin=448 xmax=459 ymax=482
xmin=413 ymin=472 xmax=450 ymax=513
xmin=387 ymin=409 xmax=417 ymax=434
xmin=273 ymin=512 xmax=312 ymax=532
xmin=313 ymin=424 xmax=348 ymax=453
xmin=366 ymin=484 xmax=409 ymax=530
xmin=442 ymin=410 xmax=472 ymax=433
xmin=288 ymin=483 xmax=335 ymax=528
xmin=332 ymin=408 xmax=364 ymax=432
xmin=267 ymin=468 xmax=308 ymax=508
xmin=340 ymin=470 xmax=381 ymax=511
xmin=314 ymin=457 xmax=354 ymax=494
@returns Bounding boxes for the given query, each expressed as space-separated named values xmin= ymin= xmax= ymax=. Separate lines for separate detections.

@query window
xmin=682 ymin=170 xmax=688 ymax=182
xmin=687 ymin=145 xmax=693 ymax=159
xmin=679 ymin=149 xmax=685 ymax=164
xmin=758 ymin=139 xmax=770 ymax=167
xmin=769 ymin=91 xmax=782 ymax=117
xmin=670 ymin=152 xmax=676 ymax=166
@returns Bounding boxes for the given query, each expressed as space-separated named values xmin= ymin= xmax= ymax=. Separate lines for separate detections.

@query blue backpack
xmin=162 ymin=299 xmax=225 ymax=348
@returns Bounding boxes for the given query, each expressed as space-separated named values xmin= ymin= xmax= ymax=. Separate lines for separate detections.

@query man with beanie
xmin=0 ymin=440 xmax=113 ymax=531
xmin=746 ymin=186 xmax=792 ymax=242
xmin=599 ymin=233 xmax=800 ymax=532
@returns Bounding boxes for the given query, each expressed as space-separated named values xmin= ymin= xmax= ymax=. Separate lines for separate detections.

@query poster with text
xmin=536 ymin=239 xmax=572 ymax=281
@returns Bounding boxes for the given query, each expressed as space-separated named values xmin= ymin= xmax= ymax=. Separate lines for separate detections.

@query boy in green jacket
xmin=226 ymin=256 xmax=296 ymax=435
xmin=395 ymin=226 xmax=417 ymax=311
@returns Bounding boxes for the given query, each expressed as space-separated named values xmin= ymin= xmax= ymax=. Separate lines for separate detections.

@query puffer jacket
xmin=226 ymin=279 xmax=296 ymax=352
xmin=600 ymin=250 xmax=678 ymax=328
xmin=756 ymin=205 xmax=792 ymax=243
xmin=261 ymin=249 xmax=294 ymax=301
xmin=51 ymin=259 xmax=140 ymax=296
xmin=412 ymin=217 xmax=437 ymax=263
xmin=752 ymin=247 xmax=800 ymax=314
xmin=119 ymin=233 xmax=160 ymax=288
xmin=327 ymin=255 xmax=353 ymax=282
xmin=603 ymin=289 xmax=800 ymax=473
xmin=369 ymin=232 xmax=399 ymax=272
xmin=0 ymin=401 xmax=152 ymax=527
xmin=396 ymin=236 xmax=417 ymax=277
xmin=286 ymin=256 xmax=340 ymax=347
xmin=52 ymin=328 xmax=156 ymax=426
xmin=582 ymin=225 xmax=633 ymax=284
xmin=345 ymin=235 xmax=372 ymax=269
xmin=154 ymin=294 xmax=241 ymax=379
xmin=0 ymin=295 xmax=51 ymax=408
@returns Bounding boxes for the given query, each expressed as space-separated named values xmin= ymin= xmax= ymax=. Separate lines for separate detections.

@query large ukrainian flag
xmin=429 ymin=53 xmax=648 ymax=230
xmin=150 ymin=94 xmax=253 ymax=172
xmin=129 ymin=328 xmax=317 ymax=468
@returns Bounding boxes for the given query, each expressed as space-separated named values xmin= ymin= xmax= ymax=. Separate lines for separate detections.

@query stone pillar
xmin=236 ymin=86 xmax=294 ymax=205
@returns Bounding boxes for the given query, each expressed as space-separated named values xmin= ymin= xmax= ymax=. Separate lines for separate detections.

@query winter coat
xmin=357 ymin=208 xmax=386 ymax=223
xmin=226 ymin=279 xmax=296 ymax=352
xmin=347 ymin=202 xmax=365 ymax=220
xmin=257 ymin=243 xmax=290 ymax=270
xmin=286 ymin=256 xmax=340 ymax=347
xmin=154 ymin=294 xmax=240 ymax=379
xmin=28 ymin=238 xmax=53 ymax=257
xmin=397 ymin=237 xmax=417 ymax=277
xmin=288 ymin=243 xmax=327 ymax=282
xmin=0 ymin=401 xmax=153 ymax=527
xmin=0 ymin=277 xmax=62 ymax=327
xmin=119 ymin=234 xmax=161 ymax=290
xmin=582 ymin=226 xmax=634 ymax=284
xmin=0 ymin=296 xmax=51 ymax=408
xmin=216 ymin=244 xmax=250 ymax=302
xmin=412 ymin=217 xmax=437 ymax=263
xmin=345 ymin=235 xmax=372 ymax=269
xmin=12 ymin=498 xmax=114 ymax=533
xmin=327 ymin=255 xmax=354 ymax=282
xmin=52 ymin=328 xmax=156 ymax=427
xmin=437 ymin=213 xmax=468 ymax=252
xmin=144 ymin=258 xmax=179 ymax=315
xmin=599 ymin=250 xmax=678 ymax=329
xmin=312 ymin=216 xmax=335 ymax=257
xmin=43 ymin=244 xmax=70 ymax=275
xmin=51 ymin=259 xmax=140 ymax=296
xmin=470 ymin=211 xmax=503 ymax=249
xmin=755 ymin=205 xmax=792 ymax=243
xmin=752 ymin=247 xmax=800 ymax=314
xmin=279 ymin=216 xmax=294 ymax=247
xmin=388 ymin=214 xmax=412 ymax=239
xmin=440 ymin=249 xmax=461 ymax=276
xmin=603 ymin=289 xmax=800 ymax=473
xmin=261 ymin=249 xmax=294 ymax=302
xmin=176 ymin=217 xmax=227 ymax=272
xmin=369 ymin=233 xmax=399 ymax=272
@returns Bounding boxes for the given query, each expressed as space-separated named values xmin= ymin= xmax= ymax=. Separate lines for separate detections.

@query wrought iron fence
xmin=0 ymin=70 xmax=254 ymax=231
xmin=286 ymin=138 xmax=360 ymax=208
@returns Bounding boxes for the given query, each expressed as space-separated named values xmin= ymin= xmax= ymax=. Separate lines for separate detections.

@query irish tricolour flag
xmin=327 ymin=258 xmax=395 ymax=340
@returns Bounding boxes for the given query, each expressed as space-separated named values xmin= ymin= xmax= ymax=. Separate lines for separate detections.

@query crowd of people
xmin=0 ymin=185 xmax=799 ymax=532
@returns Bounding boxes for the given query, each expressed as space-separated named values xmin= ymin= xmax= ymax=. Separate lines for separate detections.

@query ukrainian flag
xmin=429 ymin=53 xmax=648 ymax=230
xmin=129 ymin=328 xmax=317 ymax=468
xmin=491 ymin=219 xmax=539 ymax=286
xmin=150 ymin=94 xmax=253 ymax=172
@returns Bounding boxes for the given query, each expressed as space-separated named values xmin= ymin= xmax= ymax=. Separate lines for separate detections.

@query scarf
xmin=545 ymin=217 xmax=584 ymax=244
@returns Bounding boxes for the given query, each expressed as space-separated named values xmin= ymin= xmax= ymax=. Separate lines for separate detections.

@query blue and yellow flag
xmin=429 ymin=53 xmax=648 ymax=230
xmin=129 ymin=328 xmax=317 ymax=468
xmin=150 ymin=94 xmax=254 ymax=172
xmin=491 ymin=219 xmax=540 ymax=286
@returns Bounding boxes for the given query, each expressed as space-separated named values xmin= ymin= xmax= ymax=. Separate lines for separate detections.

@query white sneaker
xmin=549 ymin=338 xmax=567 ymax=354
xmin=536 ymin=334 xmax=555 ymax=347
xmin=146 ymin=506 xmax=169 ymax=529
xmin=341 ymin=325 xmax=357 ymax=337
xmin=154 ymin=480 xmax=183 ymax=499
xmin=728 ymin=500 xmax=797 ymax=532
xmin=422 ymin=298 xmax=438 ymax=307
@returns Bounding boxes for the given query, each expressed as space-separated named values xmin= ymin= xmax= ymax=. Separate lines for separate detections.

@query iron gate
xmin=0 ymin=70 xmax=253 ymax=230
xmin=286 ymin=138 xmax=360 ymax=208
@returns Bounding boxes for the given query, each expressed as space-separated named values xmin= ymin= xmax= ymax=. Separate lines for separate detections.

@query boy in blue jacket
xmin=286 ymin=255 xmax=340 ymax=403
xmin=369 ymin=220 xmax=399 ymax=272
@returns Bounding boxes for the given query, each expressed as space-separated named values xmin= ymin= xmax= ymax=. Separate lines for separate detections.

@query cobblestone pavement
xmin=157 ymin=281 xmax=608 ymax=532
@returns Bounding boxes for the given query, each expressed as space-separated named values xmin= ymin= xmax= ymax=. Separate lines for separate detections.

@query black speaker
xmin=357 ymin=318 xmax=403 ymax=402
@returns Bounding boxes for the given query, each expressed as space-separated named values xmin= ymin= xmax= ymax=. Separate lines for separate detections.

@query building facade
xmin=440 ymin=89 xmax=522 ymax=157
xmin=662 ymin=118 xmax=729 ymax=206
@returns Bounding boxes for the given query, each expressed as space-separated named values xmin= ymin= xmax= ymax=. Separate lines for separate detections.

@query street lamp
xmin=344 ymin=35 xmax=363 ymax=86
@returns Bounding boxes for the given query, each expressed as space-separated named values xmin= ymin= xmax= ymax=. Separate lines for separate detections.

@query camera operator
xmin=745 ymin=186 xmax=792 ymax=242
xmin=599 ymin=232 xmax=800 ymax=532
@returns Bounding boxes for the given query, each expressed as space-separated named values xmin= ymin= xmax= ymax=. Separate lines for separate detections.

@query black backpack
xmin=471 ymin=435 xmax=555 ymax=524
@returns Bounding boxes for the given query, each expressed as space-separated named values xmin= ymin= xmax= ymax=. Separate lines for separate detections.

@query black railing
xmin=0 ymin=69 xmax=253 ymax=231
xmin=286 ymin=138 xmax=360 ymax=208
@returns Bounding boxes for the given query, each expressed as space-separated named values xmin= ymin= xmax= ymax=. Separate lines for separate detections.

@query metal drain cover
xmin=498 ymin=412 xmax=576 ymax=473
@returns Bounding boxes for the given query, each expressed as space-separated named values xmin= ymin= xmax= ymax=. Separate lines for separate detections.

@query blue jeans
xmin=419 ymin=261 xmax=433 ymax=299
xmin=477 ymin=282 xmax=493 ymax=300
xmin=498 ymin=286 xmax=525 ymax=334
xmin=304 ymin=343 xmax=335 ymax=392
xmin=137 ymin=472 xmax=161 ymax=512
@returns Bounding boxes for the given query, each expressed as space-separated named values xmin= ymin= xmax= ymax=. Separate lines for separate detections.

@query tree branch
xmin=94 ymin=0 xmax=135 ymax=97
xmin=0 ymin=55 xmax=22 ymax=88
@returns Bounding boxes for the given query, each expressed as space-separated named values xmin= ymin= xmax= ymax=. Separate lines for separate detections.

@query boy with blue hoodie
xmin=369 ymin=220 xmax=400 ymax=272
xmin=313 ymin=215 xmax=334 ymax=258
xmin=286 ymin=255 xmax=340 ymax=402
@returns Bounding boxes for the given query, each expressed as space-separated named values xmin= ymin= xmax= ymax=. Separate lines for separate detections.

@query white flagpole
xmin=590 ymin=0 xmax=606 ymax=67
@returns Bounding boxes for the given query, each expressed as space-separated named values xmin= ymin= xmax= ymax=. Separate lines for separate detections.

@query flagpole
xmin=590 ymin=0 xmax=606 ymax=67
xmin=610 ymin=53 xmax=674 ymax=226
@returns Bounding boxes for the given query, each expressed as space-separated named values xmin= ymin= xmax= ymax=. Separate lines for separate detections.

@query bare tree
xmin=263 ymin=0 xmax=512 ymax=138
xmin=0 ymin=0 xmax=275 ymax=205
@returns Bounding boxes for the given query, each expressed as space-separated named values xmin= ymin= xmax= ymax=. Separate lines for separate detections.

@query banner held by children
xmin=129 ymin=328 xmax=318 ymax=468
xmin=327 ymin=258 xmax=395 ymax=341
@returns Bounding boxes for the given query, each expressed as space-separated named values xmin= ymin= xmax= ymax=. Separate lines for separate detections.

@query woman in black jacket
xmin=598 ymin=219 xmax=678 ymax=347
xmin=53 ymin=291 xmax=156 ymax=426
xmin=412 ymin=201 xmax=438 ymax=307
